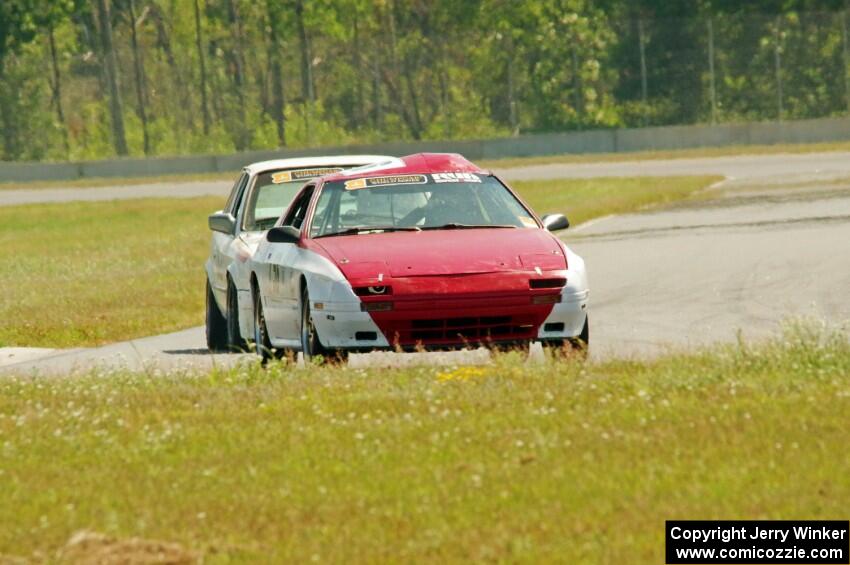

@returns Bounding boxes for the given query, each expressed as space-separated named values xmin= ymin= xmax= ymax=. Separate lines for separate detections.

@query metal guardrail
xmin=2 ymin=116 xmax=850 ymax=183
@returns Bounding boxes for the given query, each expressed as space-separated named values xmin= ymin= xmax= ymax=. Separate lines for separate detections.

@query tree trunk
xmin=403 ymin=67 xmax=423 ymax=139
xmin=506 ymin=35 xmax=518 ymax=136
xmin=295 ymin=0 xmax=315 ymax=102
xmin=47 ymin=25 xmax=70 ymax=154
xmin=95 ymin=0 xmax=129 ymax=156
xmin=372 ymin=47 xmax=382 ymax=129
xmin=352 ymin=14 xmax=364 ymax=128
xmin=0 ymin=59 xmax=16 ymax=159
xmin=77 ymin=11 xmax=109 ymax=96
xmin=638 ymin=17 xmax=648 ymax=126
xmin=385 ymin=3 xmax=421 ymax=139
xmin=193 ymin=0 xmax=211 ymax=134
xmin=266 ymin=0 xmax=285 ymax=146
xmin=148 ymin=2 xmax=189 ymax=141
xmin=842 ymin=6 xmax=850 ymax=113
xmin=225 ymin=0 xmax=249 ymax=148
xmin=708 ymin=17 xmax=717 ymax=124
xmin=774 ymin=16 xmax=783 ymax=122
xmin=438 ymin=64 xmax=451 ymax=137
xmin=128 ymin=0 xmax=150 ymax=155
xmin=571 ymin=38 xmax=583 ymax=127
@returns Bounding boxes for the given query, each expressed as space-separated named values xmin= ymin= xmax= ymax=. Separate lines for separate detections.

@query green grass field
xmin=0 ymin=197 xmax=220 ymax=348
xmin=0 ymin=176 xmax=718 ymax=348
xmin=512 ymin=175 xmax=719 ymax=226
xmin=1 ymin=324 xmax=847 ymax=562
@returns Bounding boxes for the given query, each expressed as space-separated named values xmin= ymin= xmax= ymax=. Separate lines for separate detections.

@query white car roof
xmin=243 ymin=155 xmax=393 ymax=176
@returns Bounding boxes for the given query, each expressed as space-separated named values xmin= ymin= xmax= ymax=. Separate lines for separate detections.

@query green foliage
xmin=1 ymin=0 xmax=850 ymax=161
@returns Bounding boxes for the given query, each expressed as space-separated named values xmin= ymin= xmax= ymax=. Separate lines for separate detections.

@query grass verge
xmin=0 ymin=176 xmax=718 ymax=348
xmin=1 ymin=324 xmax=847 ymax=562
xmin=0 ymin=197 xmax=220 ymax=348
xmin=513 ymin=175 xmax=721 ymax=226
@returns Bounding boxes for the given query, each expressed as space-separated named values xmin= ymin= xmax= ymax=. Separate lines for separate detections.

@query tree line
xmin=1 ymin=0 xmax=849 ymax=162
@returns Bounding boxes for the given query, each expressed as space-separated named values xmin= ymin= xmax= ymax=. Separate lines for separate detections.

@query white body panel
xmin=205 ymin=155 xmax=392 ymax=341
xmin=250 ymin=240 xmax=388 ymax=350
xmin=537 ymin=244 xmax=590 ymax=340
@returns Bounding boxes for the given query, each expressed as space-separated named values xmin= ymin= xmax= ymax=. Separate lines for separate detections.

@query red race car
xmin=247 ymin=153 xmax=589 ymax=361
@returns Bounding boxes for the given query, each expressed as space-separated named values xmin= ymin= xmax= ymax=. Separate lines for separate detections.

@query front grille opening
xmin=355 ymin=331 xmax=378 ymax=341
xmin=412 ymin=319 xmax=443 ymax=329
xmin=480 ymin=316 xmax=511 ymax=325
xmin=530 ymin=278 xmax=567 ymax=289
xmin=544 ymin=322 xmax=565 ymax=332
xmin=446 ymin=317 xmax=475 ymax=328
xmin=407 ymin=316 xmax=534 ymax=342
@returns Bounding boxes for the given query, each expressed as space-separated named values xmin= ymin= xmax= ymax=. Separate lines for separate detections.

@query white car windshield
xmin=243 ymin=167 xmax=345 ymax=231
xmin=310 ymin=173 xmax=537 ymax=238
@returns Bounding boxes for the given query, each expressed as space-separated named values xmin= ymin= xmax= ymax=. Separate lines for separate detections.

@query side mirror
xmin=209 ymin=211 xmax=236 ymax=234
xmin=541 ymin=213 xmax=570 ymax=231
xmin=267 ymin=225 xmax=301 ymax=243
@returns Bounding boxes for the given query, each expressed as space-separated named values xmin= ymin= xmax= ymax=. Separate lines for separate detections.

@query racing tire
xmin=253 ymin=287 xmax=276 ymax=363
xmin=543 ymin=314 xmax=589 ymax=360
xmin=205 ymin=279 xmax=228 ymax=352
xmin=226 ymin=280 xmax=247 ymax=352
xmin=300 ymin=286 xmax=331 ymax=363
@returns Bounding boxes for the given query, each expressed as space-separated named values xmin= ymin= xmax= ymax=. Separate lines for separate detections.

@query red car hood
xmin=313 ymin=228 xmax=565 ymax=278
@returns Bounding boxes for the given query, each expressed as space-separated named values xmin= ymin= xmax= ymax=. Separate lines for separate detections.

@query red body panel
xmin=314 ymin=228 xmax=567 ymax=347
xmin=315 ymin=228 xmax=565 ymax=277
xmin=366 ymin=272 xmax=559 ymax=346
xmin=299 ymin=153 xmax=570 ymax=347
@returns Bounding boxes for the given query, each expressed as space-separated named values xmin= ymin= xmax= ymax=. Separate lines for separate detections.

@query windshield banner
xmin=272 ymin=167 xmax=344 ymax=184
xmin=344 ymin=174 xmax=429 ymax=190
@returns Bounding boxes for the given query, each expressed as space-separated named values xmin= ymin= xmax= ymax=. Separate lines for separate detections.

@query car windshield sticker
xmin=344 ymin=174 xmax=429 ymax=190
xmin=271 ymin=167 xmax=344 ymax=184
xmin=518 ymin=215 xmax=537 ymax=228
xmin=431 ymin=172 xmax=482 ymax=183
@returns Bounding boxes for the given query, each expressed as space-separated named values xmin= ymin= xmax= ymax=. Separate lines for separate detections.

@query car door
xmin=263 ymin=184 xmax=316 ymax=343
xmin=211 ymin=172 xmax=250 ymax=304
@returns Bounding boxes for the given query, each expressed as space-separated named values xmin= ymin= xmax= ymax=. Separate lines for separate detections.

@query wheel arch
xmin=250 ymin=271 xmax=260 ymax=297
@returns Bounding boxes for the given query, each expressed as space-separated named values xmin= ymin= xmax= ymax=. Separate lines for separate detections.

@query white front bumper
xmin=537 ymin=288 xmax=589 ymax=340
xmin=310 ymin=301 xmax=391 ymax=349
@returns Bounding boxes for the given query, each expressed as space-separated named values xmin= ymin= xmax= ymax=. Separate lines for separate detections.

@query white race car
xmin=205 ymin=155 xmax=392 ymax=351
xmin=247 ymin=153 xmax=589 ymax=362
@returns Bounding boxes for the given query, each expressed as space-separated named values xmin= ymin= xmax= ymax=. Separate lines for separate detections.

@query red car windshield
xmin=310 ymin=173 xmax=537 ymax=238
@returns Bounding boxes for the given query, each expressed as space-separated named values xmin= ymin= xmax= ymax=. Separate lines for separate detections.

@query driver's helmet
xmin=425 ymin=184 xmax=480 ymax=225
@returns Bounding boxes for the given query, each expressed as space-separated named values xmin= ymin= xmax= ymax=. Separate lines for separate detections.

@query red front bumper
xmin=357 ymin=272 xmax=562 ymax=347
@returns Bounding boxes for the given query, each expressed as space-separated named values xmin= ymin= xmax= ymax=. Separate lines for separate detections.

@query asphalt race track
xmin=570 ymin=184 xmax=850 ymax=356
xmin=2 ymin=152 xmax=849 ymax=374
xmin=4 ymin=151 xmax=850 ymax=207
